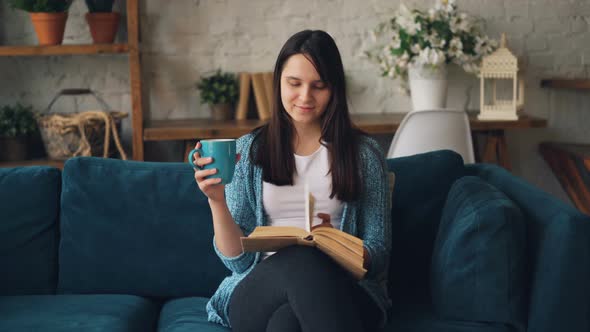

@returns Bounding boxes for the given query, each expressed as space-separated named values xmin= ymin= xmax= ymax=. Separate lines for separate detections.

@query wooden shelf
xmin=540 ymin=79 xmax=590 ymax=90
xmin=0 ymin=159 xmax=64 ymax=169
xmin=144 ymin=113 xmax=548 ymax=141
xmin=144 ymin=114 xmax=407 ymax=141
xmin=0 ymin=44 xmax=130 ymax=56
xmin=0 ymin=0 xmax=143 ymax=160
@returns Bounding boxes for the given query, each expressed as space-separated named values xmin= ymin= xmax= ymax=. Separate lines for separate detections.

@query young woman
xmin=193 ymin=30 xmax=391 ymax=332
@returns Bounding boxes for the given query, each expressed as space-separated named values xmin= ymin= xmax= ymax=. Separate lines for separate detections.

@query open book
xmin=240 ymin=184 xmax=367 ymax=280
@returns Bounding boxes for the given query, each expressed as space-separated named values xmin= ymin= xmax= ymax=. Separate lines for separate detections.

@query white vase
xmin=408 ymin=64 xmax=448 ymax=111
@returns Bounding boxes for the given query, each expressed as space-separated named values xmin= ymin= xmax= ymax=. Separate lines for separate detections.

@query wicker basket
xmin=36 ymin=89 xmax=128 ymax=160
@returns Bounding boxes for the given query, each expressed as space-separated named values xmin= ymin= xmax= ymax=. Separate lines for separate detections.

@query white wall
xmin=1 ymin=0 xmax=589 ymax=206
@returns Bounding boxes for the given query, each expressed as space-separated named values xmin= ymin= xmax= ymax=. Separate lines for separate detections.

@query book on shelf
xmin=250 ymin=72 xmax=271 ymax=121
xmin=240 ymin=184 xmax=367 ymax=280
xmin=262 ymin=72 xmax=274 ymax=109
xmin=235 ymin=72 xmax=251 ymax=120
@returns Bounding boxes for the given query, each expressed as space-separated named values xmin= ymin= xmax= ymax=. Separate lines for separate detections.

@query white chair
xmin=387 ymin=109 xmax=475 ymax=164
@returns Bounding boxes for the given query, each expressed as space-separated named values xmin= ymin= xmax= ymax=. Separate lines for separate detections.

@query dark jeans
xmin=229 ymin=246 xmax=381 ymax=332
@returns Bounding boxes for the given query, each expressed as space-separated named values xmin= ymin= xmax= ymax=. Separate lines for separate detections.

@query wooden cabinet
xmin=539 ymin=78 xmax=590 ymax=214
xmin=0 ymin=0 xmax=144 ymax=168
xmin=540 ymin=142 xmax=590 ymax=215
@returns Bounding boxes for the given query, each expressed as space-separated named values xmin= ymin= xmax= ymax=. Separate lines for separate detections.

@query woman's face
xmin=280 ymin=54 xmax=332 ymax=128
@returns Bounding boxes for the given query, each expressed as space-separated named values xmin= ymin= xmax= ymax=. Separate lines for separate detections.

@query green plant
xmin=8 ymin=0 xmax=74 ymax=13
xmin=197 ymin=70 xmax=239 ymax=105
xmin=85 ymin=0 xmax=115 ymax=13
xmin=0 ymin=104 xmax=38 ymax=138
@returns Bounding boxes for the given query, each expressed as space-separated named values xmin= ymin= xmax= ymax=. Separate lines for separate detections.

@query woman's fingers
xmin=192 ymin=141 xmax=224 ymax=198
xmin=199 ymin=177 xmax=223 ymax=189
xmin=317 ymin=213 xmax=331 ymax=222
xmin=193 ymin=156 xmax=213 ymax=168
xmin=192 ymin=141 xmax=203 ymax=163
xmin=192 ymin=150 xmax=200 ymax=164
xmin=194 ymin=168 xmax=217 ymax=182
xmin=313 ymin=213 xmax=333 ymax=230
xmin=194 ymin=169 xmax=221 ymax=187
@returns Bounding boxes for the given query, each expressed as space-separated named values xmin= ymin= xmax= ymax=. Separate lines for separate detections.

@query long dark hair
xmin=252 ymin=30 xmax=365 ymax=202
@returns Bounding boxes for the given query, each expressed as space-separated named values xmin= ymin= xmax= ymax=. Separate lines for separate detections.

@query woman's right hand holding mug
xmin=192 ymin=141 xmax=225 ymax=202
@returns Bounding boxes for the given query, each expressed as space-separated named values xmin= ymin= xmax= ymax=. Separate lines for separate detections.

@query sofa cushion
xmin=0 ymin=166 xmax=60 ymax=295
xmin=158 ymin=297 xmax=229 ymax=332
xmin=431 ymin=176 xmax=526 ymax=329
xmin=58 ymin=157 xmax=229 ymax=298
xmin=385 ymin=150 xmax=465 ymax=307
xmin=0 ymin=294 xmax=159 ymax=331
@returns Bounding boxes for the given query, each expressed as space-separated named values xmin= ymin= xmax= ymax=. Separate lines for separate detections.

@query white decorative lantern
xmin=479 ymin=33 xmax=524 ymax=121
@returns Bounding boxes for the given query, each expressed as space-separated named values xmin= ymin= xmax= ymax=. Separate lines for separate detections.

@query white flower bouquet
xmin=365 ymin=0 xmax=497 ymax=88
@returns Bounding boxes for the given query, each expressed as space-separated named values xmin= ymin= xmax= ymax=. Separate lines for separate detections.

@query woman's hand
xmin=192 ymin=141 xmax=245 ymax=258
xmin=311 ymin=213 xmax=333 ymax=231
xmin=192 ymin=141 xmax=225 ymax=202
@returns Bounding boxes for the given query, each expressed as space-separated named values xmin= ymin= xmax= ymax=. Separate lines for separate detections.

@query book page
xmin=312 ymin=227 xmax=364 ymax=257
xmin=313 ymin=233 xmax=363 ymax=260
xmin=313 ymin=232 xmax=363 ymax=261
xmin=313 ymin=236 xmax=366 ymax=280
xmin=248 ymin=226 xmax=310 ymax=238
xmin=304 ymin=182 xmax=315 ymax=233
xmin=241 ymin=227 xmax=314 ymax=252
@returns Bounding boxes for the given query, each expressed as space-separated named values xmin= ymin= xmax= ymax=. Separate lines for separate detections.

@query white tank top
xmin=262 ymin=144 xmax=343 ymax=231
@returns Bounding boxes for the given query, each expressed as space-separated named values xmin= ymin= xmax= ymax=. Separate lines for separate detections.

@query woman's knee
xmin=266 ymin=303 xmax=301 ymax=332
xmin=267 ymin=246 xmax=349 ymax=286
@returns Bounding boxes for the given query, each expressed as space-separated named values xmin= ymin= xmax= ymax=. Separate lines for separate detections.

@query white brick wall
xmin=2 ymin=0 xmax=589 ymax=206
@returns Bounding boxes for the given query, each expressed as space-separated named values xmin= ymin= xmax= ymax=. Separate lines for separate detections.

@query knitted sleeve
xmin=212 ymin=135 xmax=257 ymax=274
xmin=357 ymin=137 xmax=392 ymax=278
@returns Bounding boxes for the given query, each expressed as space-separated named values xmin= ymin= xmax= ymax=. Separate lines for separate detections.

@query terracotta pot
xmin=0 ymin=136 xmax=28 ymax=161
xmin=85 ymin=12 xmax=120 ymax=44
xmin=29 ymin=12 xmax=68 ymax=46
xmin=211 ymin=103 xmax=233 ymax=121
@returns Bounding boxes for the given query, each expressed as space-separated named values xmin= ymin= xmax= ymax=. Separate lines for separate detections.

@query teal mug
xmin=188 ymin=139 xmax=237 ymax=185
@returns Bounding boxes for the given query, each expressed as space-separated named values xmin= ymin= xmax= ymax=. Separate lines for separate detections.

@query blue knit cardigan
xmin=206 ymin=132 xmax=392 ymax=328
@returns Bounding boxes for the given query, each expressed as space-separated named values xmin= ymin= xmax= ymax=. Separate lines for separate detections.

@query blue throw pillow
xmin=467 ymin=163 xmax=590 ymax=332
xmin=431 ymin=176 xmax=526 ymax=329
xmin=386 ymin=150 xmax=465 ymax=306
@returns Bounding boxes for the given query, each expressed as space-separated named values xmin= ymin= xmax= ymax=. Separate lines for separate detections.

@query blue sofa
xmin=1 ymin=150 xmax=589 ymax=332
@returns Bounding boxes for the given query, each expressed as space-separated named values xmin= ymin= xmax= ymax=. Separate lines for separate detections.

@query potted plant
xmin=197 ymin=70 xmax=239 ymax=121
xmin=365 ymin=0 xmax=497 ymax=110
xmin=0 ymin=104 xmax=38 ymax=161
xmin=84 ymin=0 xmax=119 ymax=44
xmin=8 ymin=0 xmax=74 ymax=45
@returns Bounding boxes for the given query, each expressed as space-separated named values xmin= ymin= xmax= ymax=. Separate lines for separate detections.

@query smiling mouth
xmin=296 ymin=105 xmax=314 ymax=111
